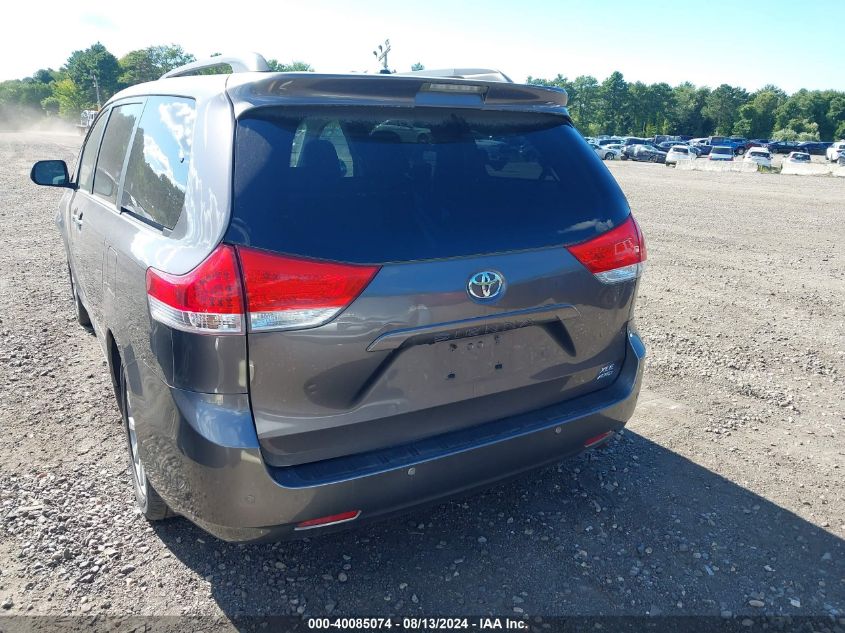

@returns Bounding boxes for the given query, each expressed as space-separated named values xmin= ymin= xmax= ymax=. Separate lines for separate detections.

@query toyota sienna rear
xmin=31 ymin=55 xmax=646 ymax=541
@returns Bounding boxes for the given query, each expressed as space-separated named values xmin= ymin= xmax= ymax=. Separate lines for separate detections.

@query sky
xmin=1 ymin=0 xmax=843 ymax=93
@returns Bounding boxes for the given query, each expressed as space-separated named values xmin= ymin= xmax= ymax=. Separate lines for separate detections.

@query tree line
xmin=0 ymin=43 xmax=312 ymax=127
xmin=2 ymin=42 xmax=843 ymax=141
xmin=527 ymin=72 xmax=845 ymax=141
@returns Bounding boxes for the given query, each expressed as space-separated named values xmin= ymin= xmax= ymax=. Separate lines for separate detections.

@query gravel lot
xmin=1 ymin=132 xmax=843 ymax=624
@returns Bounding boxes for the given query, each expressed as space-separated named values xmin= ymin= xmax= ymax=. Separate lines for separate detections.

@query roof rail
xmin=395 ymin=68 xmax=513 ymax=83
xmin=161 ymin=53 xmax=270 ymax=79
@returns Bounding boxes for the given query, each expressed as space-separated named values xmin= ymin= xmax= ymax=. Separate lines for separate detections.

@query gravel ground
xmin=0 ymin=132 xmax=843 ymax=624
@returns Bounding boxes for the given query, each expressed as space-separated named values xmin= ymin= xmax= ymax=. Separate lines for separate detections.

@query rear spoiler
xmin=227 ymin=73 xmax=569 ymax=118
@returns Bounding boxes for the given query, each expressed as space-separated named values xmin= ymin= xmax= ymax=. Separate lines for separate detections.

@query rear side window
xmin=93 ymin=103 xmax=143 ymax=204
xmin=122 ymin=97 xmax=196 ymax=229
xmin=77 ymin=113 xmax=109 ymax=192
xmin=230 ymin=108 xmax=629 ymax=264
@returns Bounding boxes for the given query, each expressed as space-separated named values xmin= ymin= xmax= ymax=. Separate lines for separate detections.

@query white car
xmin=826 ymin=141 xmax=845 ymax=162
xmin=743 ymin=148 xmax=772 ymax=168
xmin=708 ymin=146 xmax=734 ymax=161
xmin=589 ymin=142 xmax=622 ymax=160
xmin=665 ymin=145 xmax=695 ymax=166
xmin=784 ymin=151 xmax=811 ymax=164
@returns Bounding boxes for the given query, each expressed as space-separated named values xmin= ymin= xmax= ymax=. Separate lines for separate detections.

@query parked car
xmin=626 ymin=144 xmax=667 ymax=163
xmin=373 ymin=119 xmax=432 ymax=143
xmin=727 ymin=137 xmax=749 ymax=154
xmin=743 ymin=148 xmax=772 ymax=168
xmin=665 ymin=145 xmax=695 ymax=166
xmin=767 ymin=140 xmax=801 ymax=154
xmin=29 ymin=55 xmax=647 ymax=542
xmin=747 ymin=139 xmax=770 ymax=148
xmin=657 ymin=141 xmax=685 ymax=152
xmin=689 ymin=138 xmax=713 ymax=156
xmin=795 ymin=141 xmax=828 ymax=156
xmin=589 ymin=142 xmax=622 ymax=160
xmin=826 ymin=141 xmax=845 ymax=162
xmin=621 ymin=137 xmax=651 ymax=147
xmin=708 ymin=146 xmax=734 ymax=161
xmin=784 ymin=151 xmax=811 ymax=163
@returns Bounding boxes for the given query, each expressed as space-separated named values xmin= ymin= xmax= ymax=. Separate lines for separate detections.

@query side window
xmin=93 ymin=103 xmax=143 ymax=205
xmin=121 ymin=97 xmax=196 ymax=230
xmin=76 ymin=112 xmax=109 ymax=192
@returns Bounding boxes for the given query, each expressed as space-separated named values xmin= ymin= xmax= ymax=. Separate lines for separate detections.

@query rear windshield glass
xmin=229 ymin=108 xmax=628 ymax=264
xmin=712 ymin=146 xmax=732 ymax=154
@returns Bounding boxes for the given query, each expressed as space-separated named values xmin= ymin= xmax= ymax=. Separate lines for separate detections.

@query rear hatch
xmin=226 ymin=104 xmax=641 ymax=467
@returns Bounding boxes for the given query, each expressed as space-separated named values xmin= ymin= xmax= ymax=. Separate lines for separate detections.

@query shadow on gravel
xmin=152 ymin=431 xmax=844 ymax=620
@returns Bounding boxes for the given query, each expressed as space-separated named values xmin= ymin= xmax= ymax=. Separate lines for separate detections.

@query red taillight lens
xmin=146 ymin=245 xmax=244 ymax=334
xmin=237 ymin=247 xmax=380 ymax=332
xmin=566 ymin=215 xmax=646 ymax=284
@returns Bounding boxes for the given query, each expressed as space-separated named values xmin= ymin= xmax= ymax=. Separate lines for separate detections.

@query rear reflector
xmin=146 ymin=245 xmax=244 ymax=334
xmin=294 ymin=510 xmax=361 ymax=531
xmin=584 ymin=431 xmax=613 ymax=448
xmin=566 ymin=215 xmax=646 ymax=284
xmin=237 ymin=247 xmax=379 ymax=332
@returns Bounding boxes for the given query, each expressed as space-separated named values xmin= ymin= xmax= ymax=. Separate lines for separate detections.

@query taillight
xmin=566 ymin=215 xmax=646 ymax=284
xmin=146 ymin=245 xmax=244 ymax=334
xmin=237 ymin=247 xmax=379 ymax=332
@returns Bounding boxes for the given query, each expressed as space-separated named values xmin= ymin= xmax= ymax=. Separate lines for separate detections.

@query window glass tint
xmin=93 ymin=103 xmax=142 ymax=204
xmin=77 ymin=113 xmax=108 ymax=192
xmin=230 ymin=108 xmax=629 ymax=264
xmin=122 ymin=97 xmax=196 ymax=229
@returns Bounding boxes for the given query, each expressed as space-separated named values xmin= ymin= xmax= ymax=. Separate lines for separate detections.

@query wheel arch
xmin=105 ymin=329 xmax=123 ymax=414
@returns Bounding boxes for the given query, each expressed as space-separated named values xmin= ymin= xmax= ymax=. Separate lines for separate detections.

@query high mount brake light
xmin=566 ymin=215 xmax=646 ymax=284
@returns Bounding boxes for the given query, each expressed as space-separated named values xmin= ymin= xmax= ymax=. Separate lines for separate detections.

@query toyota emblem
xmin=467 ymin=271 xmax=505 ymax=302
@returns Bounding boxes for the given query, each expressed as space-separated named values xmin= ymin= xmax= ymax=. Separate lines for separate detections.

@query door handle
xmin=71 ymin=209 xmax=83 ymax=228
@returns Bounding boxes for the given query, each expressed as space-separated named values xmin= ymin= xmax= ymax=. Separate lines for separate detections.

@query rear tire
xmin=121 ymin=371 xmax=172 ymax=521
xmin=68 ymin=264 xmax=91 ymax=327
xmin=604 ymin=153 xmax=613 ymax=160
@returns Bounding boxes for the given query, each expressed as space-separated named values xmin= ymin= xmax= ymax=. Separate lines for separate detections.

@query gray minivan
xmin=31 ymin=54 xmax=646 ymax=542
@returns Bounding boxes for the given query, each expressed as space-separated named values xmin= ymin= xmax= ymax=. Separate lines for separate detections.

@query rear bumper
xmin=132 ymin=330 xmax=646 ymax=542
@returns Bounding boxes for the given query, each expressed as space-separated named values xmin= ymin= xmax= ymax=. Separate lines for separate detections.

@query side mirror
xmin=31 ymin=160 xmax=74 ymax=188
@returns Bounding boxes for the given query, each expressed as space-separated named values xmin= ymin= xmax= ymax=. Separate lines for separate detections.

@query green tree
xmin=702 ymin=84 xmax=748 ymax=136
xmin=733 ymin=86 xmax=785 ymax=138
xmin=64 ymin=43 xmax=121 ymax=105
xmin=266 ymin=60 xmax=314 ymax=72
xmin=628 ymin=81 xmax=673 ymax=136
xmin=570 ymin=75 xmax=599 ymax=132
xmin=52 ymin=78 xmax=89 ymax=118
xmin=119 ymin=45 xmax=195 ymax=85
xmin=598 ymin=71 xmax=628 ymax=135
xmin=41 ymin=96 xmax=60 ymax=116
xmin=827 ymin=96 xmax=845 ymax=138
xmin=411 ymin=62 xmax=425 ymax=71
xmin=671 ymin=82 xmax=710 ymax=137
